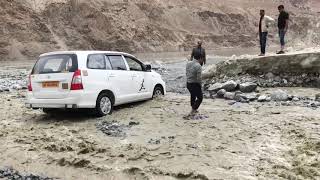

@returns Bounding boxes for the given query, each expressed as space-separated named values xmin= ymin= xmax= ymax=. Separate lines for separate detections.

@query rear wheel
xmin=43 ymin=108 xmax=57 ymax=114
xmin=153 ymin=86 xmax=164 ymax=98
xmin=95 ymin=93 xmax=113 ymax=117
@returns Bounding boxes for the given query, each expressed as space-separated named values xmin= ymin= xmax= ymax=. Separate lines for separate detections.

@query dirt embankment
xmin=1 ymin=0 xmax=320 ymax=61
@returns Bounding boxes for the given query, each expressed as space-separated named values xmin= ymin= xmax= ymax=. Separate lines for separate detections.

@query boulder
xmin=208 ymin=83 xmax=223 ymax=92
xmin=315 ymin=93 xmax=320 ymax=102
xmin=274 ymin=76 xmax=282 ymax=82
xmin=202 ymin=64 xmax=217 ymax=79
xmin=222 ymin=80 xmax=238 ymax=92
xmin=234 ymin=93 xmax=249 ymax=103
xmin=241 ymin=93 xmax=258 ymax=101
xmin=228 ymin=101 xmax=237 ymax=105
xmin=224 ymin=92 xmax=235 ymax=100
xmin=266 ymin=97 xmax=272 ymax=102
xmin=217 ymin=89 xmax=227 ymax=98
xmin=265 ymin=72 xmax=274 ymax=79
xmin=203 ymin=92 xmax=211 ymax=99
xmin=239 ymin=82 xmax=257 ymax=93
xmin=292 ymin=97 xmax=300 ymax=102
xmin=258 ymin=95 xmax=267 ymax=102
xmin=234 ymin=93 xmax=243 ymax=102
xmin=271 ymin=89 xmax=289 ymax=101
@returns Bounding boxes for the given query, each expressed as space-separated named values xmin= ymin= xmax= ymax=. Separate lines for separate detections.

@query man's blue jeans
xmin=279 ymin=29 xmax=286 ymax=46
xmin=259 ymin=32 xmax=268 ymax=54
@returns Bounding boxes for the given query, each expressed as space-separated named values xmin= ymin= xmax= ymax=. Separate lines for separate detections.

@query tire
xmin=43 ymin=108 xmax=57 ymax=114
xmin=152 ymin=86 xmax=164 ymax=98
xmin=95 ymin=93 xmax=113 ymax=117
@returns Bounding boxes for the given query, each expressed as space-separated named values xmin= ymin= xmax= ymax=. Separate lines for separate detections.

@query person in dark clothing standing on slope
xmin=258 ymin=9 xmax=275 ymax=56
xmin=277 ymin=5 xmax=289 ymax=54
xmin=185 ymin=56 xmax=204 ymax=118
xmin=190 ymin=41 xmax=206 ymax=66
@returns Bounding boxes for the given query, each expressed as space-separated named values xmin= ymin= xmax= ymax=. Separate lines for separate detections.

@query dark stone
xmin=129 ymin=121 xmax=140 ymax=126
xmin=224 ymin=92 xmax=235 ymax=100
xmin=239 ymin=82 xmax=257 ymax=93
xmin=222 ymin=80 xmax=238 ymax=92
xmin=217 ymin=89 xmax=227 ymax=98
xmin=208 ymin=83 xmax=223 ymax=92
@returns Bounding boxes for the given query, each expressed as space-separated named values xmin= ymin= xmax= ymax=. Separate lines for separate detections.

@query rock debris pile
xmin=0 ymin=70 xmax=28 ymax=92
xmin=0 ymin=167 xmax=53 ymax=180
xmin=96 ymin=120 xmax=140 ymax=137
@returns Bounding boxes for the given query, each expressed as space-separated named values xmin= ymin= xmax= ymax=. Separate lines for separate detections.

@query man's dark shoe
xmin=276 ymin=51 xmax=285 ymax=54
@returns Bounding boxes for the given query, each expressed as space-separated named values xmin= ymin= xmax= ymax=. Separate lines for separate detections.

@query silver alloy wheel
xmin=100 ymin=97 xmax=112 ymax=115
xmin=154 ymin=89 xmax=163 ymax=98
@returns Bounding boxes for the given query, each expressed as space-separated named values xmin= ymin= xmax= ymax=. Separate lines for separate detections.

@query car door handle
xmin=109 ymin=74 xmax=116 ymax=77
xmin=132 ymin=74 xmax=137 ymax=77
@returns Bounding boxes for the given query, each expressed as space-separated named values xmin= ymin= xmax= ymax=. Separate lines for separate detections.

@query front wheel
xmin=95 ymin=93 xmax=113 ymax=117
xmin=152 ymin=86 xmax=164 ymax=99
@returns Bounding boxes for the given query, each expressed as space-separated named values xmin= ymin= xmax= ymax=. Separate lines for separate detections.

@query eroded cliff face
xmin=1 ymin=0 xmax=320 ymax=60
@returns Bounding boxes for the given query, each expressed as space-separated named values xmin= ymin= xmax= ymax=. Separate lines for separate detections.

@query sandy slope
xmin=1 ymin=0 xmax=320 ymax=60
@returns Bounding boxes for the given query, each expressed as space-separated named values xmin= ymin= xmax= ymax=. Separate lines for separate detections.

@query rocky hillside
xmin=1 ymin=0 xmax=320 ymax=60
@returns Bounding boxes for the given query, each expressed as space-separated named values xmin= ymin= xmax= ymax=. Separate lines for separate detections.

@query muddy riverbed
xmin=0 ymin=52 xmax=320 ymax=179
xmin=0 ymin=89 xmax=320 ymax=180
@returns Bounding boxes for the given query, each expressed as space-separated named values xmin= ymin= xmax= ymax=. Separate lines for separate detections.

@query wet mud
xmin=0 ymin=89 xmax=319 ymax=179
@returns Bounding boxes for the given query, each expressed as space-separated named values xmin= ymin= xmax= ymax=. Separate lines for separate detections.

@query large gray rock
xmin=217 ymin=89 xmax=227 ymax=98
xmin=222 ymin=80 xmax=238 ymax=92
xmin=208 ymin=83 xmax=223 ymax=92
xmin=224 ymin=92 xmax=235 ymax=100
xmin=239 ymin=82 xmax=257 ymax=93
xmin=234 ymin=93 xmax=250 ymax=103
xmin=271 ymin=89 xmax=289 ymax=101
xmin=258 ymin=95 xmax=267 ymax=102
xmin=241 ymin=93 xmax=258 ymax=101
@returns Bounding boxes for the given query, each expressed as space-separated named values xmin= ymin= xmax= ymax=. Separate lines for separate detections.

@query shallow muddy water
xmin=0 ymin=49 xmax=319 ymax=180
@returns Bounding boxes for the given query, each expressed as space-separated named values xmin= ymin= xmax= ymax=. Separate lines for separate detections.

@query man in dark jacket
xmin=277 ymin=5 xmax=289 ymax=54
xmin=190 ymin=41 xmax=206 ymax=66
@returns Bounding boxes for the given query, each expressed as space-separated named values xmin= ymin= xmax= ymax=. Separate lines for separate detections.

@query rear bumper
xmin=25 ymin=103 xmax=79 ymax=109
xmin=25 ymin=91 xmax=96 ymax=109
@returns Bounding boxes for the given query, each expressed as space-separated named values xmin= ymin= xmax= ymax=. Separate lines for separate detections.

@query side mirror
xmin=145 ymin=64 xmax=151 ymax=71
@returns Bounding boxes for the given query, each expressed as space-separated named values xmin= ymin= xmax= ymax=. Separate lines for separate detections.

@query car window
xmin=108 ymin=55 xmax=127 ymax=70
xmin=104 ymin=56 xmax=112 ymax=70
xmin=32 ymin=54 xmax=78 ymax=74
xmin=87 ymin=54 xmax=106 ymax=69
xmin=125 ymin=56 xmax=143 ymax=71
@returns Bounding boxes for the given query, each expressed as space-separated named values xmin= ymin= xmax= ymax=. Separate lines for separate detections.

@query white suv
xmin=26 ymin=51 xmax=166 ymax=116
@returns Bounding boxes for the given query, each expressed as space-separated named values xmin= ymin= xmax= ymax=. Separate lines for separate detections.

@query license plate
xmin=42 ymin=81 xmax=59 ymax=88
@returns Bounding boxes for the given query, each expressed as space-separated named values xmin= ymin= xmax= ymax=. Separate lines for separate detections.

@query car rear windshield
xmin=32 ymin=54 xmax=78 ymax=74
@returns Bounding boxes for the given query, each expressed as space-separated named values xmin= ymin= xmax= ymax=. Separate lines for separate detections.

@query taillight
xmin=70 ymin=70 xmax=83 ymax=90
xmin=27 ymin=75 xmax=32 ymax=91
